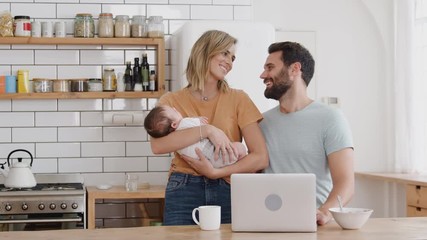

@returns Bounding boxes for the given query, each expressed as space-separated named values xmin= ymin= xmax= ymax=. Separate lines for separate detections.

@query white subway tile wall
xmin=0 ymin=1 xmax=253 ymax=228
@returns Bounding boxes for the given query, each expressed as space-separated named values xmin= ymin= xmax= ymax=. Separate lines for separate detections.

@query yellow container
xmin=17 ymin=70 xmax=30 ymax=93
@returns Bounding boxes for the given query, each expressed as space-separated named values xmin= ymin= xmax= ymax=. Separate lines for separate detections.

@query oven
xmin=0 ymin=174 xmax=86 ymax=231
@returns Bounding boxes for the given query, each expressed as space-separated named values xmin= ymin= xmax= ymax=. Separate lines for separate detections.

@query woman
xmin=150 ymin=30 xmax=269 ymax=225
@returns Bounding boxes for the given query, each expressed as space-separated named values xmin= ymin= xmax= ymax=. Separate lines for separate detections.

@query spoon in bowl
xmin=337 ymin=195 xmax=343 ymax=212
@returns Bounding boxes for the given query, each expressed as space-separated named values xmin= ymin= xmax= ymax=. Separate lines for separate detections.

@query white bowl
xmin=329 ymin=207 xmax=373 ymax=230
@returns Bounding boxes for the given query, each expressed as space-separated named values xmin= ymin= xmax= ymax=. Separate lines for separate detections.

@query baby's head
xmin=144 ymin=105 xmax=183 ymax=138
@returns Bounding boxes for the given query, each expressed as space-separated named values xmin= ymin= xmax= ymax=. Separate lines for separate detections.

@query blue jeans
xmin=163 ymin=172 xmax=231 ymax=226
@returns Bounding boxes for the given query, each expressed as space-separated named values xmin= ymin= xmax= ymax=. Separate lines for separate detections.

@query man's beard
xmin=264 ymin=69 xmax=292 ymax=100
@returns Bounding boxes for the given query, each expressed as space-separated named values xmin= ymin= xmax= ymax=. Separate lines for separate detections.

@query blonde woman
xmin=149 ymin=30 xmax=268 ymax=225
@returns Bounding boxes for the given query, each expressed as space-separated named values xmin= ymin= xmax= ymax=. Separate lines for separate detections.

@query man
xmin=259 ymin=42 xmax=354 ymax=225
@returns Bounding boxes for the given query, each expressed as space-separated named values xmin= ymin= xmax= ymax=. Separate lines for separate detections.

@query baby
xmin=144 ymin=105 xmax=247 ymax=168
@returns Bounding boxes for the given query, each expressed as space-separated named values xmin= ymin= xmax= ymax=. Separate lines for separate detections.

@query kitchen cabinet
xmin=356 ymin=172 xmax=427 ymax=217
xmin=0 ymin=37 xmax=165 ymax=99
xmin=406 ymin=184 xmax=427 ymax=216
xmin=86 ymin=185 xmax=166 ymax=229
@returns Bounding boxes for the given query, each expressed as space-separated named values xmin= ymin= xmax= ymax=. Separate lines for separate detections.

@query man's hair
xmin=144 ymin=106 xmax=175 ymax=138
xmin=268 ymin=41 xmax=315 ymax=86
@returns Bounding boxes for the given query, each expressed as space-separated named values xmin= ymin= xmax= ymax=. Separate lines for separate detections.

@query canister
xmin=17 ymin=70 xmax=30 ymax=93
xmin=13 ymin=16 xmax=31 ymax=37
xmin=53 ymin=79 xmax=70 ymax=92
xmin=41 ymin=21 xmax=53 ymax=37
xmin=114 ymin=15 xmax=130 ymax=38
xmin=147 ymin=16 xmax=164 ymax=38
xmin=54 ymin=21 xmax=66 ymax=38
xmin=131 ymin=15 xmax=147 ymax=38
xmin=88 ymin=78 xmax=103 ymax=92
xmin=102 ymin=68 xmax=117 ymax=91
xmin=0 ymin=76 xmax=5 ymax=93
xmin=5 ymin=75 xmax=16 ymax=93
xmin=70 ymin=79 xmax=89 ymax=92
xmin=74 ymin=13 xmax=95 ymax=38
xmin=98 ymin=13 xmax=114 ymax=38
xmin=31 ymin=21 xmax=41 ymax=37
xmin=33 ymin=78 xmax=52 ymax=93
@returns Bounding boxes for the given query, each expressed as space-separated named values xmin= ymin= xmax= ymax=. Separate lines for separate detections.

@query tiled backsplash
xmin=0 ymin=0 xmax=252 ymax=184
xmin=0 ymin=0 xmax=252 ymax=228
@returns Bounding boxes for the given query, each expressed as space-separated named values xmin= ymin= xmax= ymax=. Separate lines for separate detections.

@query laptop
xmin=231 ymin=173 xmax=317 ymax=232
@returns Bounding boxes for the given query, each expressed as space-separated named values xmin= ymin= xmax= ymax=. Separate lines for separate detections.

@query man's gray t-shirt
xmin=260 ymin=101 xmax=353 ymax=207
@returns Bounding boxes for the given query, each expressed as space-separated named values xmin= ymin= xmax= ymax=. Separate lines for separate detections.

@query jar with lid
xmin=131 ymin=15 xmax=147 ymax=38
xmin=74 ymin=13 xmax=95 ymax=38
xmin=88 ymin=78 xmax=103 ymax=92
xmin=33 ymin=78 xmax=52 ymax=93
xmin=70 ymin=79 xmax=89 ymax=92
xmin=103 ymin=68 xmax=117 ymax=91
xmin=114 ymin=15 xmax=130 ymax=38
xmin=14 ymin=16 xmax=31 ymax=37
xmin=147 ymin=16 xmax=164 ymax=38
xmin=98 ymin=13 xmax=114 ymax=38
xmin=53 ymin=79 xmax=70 ymax=92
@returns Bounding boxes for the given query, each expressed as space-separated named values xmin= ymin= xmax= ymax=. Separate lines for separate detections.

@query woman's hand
xmin=205 ymin=125 xmax=237 ymax=163
xmin=181 ymin=148 xmax=220 ymax=179
xmin=198 ymin=116 xmax=209 ymax=125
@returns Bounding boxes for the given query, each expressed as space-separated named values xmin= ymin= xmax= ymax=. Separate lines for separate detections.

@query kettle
xmin=0 ymin=149 xmax=37 ymax=188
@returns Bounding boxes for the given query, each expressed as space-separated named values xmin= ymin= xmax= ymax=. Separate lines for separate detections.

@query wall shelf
xmin=0 ymin=36 xmax=164 ymax=46
xmin=0 ymin=91 xmax=162 ymax=99
xmin=0 ymin=37 xmax=165 ymax=99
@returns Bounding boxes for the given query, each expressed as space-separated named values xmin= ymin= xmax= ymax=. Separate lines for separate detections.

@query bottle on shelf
xmin=124 ymin=61 xmax=133 ymax=91
xmin=133 ymin=57 xmax=142 ymax=91
xmin=149 ymin=70 xmax=156 ymax=91
xmin=141 ymin=52 xmax=150 ymax=91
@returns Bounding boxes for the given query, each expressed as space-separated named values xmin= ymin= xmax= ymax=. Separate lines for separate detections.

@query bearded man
xmin=259 ymin=42 xmax=355 ymax=226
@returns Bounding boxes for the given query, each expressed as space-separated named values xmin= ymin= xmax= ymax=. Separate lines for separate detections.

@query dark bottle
xmin=141 ymin=52 xmax=150 ymax=91
xmin=124 ymin=61 xmax=133 ymax=91
xmin=132 ymin=57 xmax=141 ymax=91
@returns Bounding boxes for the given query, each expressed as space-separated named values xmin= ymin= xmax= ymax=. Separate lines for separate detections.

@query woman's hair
xmin=185 ymin=30 xmax=237 ymax=93
xmin=143 ymin=106 xmax=175 ymax=138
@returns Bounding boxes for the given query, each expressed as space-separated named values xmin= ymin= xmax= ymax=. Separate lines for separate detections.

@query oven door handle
xmin=0 ymin=217 xmax=82 ymax=224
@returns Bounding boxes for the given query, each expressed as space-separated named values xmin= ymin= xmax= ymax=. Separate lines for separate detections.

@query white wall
xmin=253 ymin=0 xmax=402 ymax=217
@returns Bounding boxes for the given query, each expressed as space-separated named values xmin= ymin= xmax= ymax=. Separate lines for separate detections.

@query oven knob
xmin=5 ymin=204 xmax=12 ymax=211
xmin=39 ymin=203 xmax=45 ymax=210
xmin=49 ymin=203 xmax=56 ymax=210
xmin=71 ymin=203 xmax=78 ymax=209
xmin=60 ymin=203 xmax=67 ymax=209
xmin=22 ymin=203 xmax=28 ymax=210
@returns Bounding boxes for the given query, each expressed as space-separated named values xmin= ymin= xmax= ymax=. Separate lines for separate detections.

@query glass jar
xmin=33 ymin=78 xmax=52 ymax=93
xmin=88 ymin=78 xmax=103 ymax=92
xmin=74 ymin=13 xmax=94 ymax=38
xmin=131 ymin=15 xmax=147 ymax=38
xmin=98 ymin=13 xmax=114 ymax=38
xmin=70 ymin=79 xmax=88 ymax=92
xmin=13 ymin=16 xmax=31 ymax=37
xmin=53 ymin=79 xmax=70 ymax=92
xmin=147 ymin=16 xmax=164 ymax=38
xmin=114 ymin=15 xmax=130 ymax=38
xmin=103 ymin=68 xmax=117 ymax=91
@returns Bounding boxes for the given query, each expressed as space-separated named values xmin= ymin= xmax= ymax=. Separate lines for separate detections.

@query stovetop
xmin=0 ymin=183 xmax=84 ymax=192
xmin=0 ymin=174 xmax=86 ymax=215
